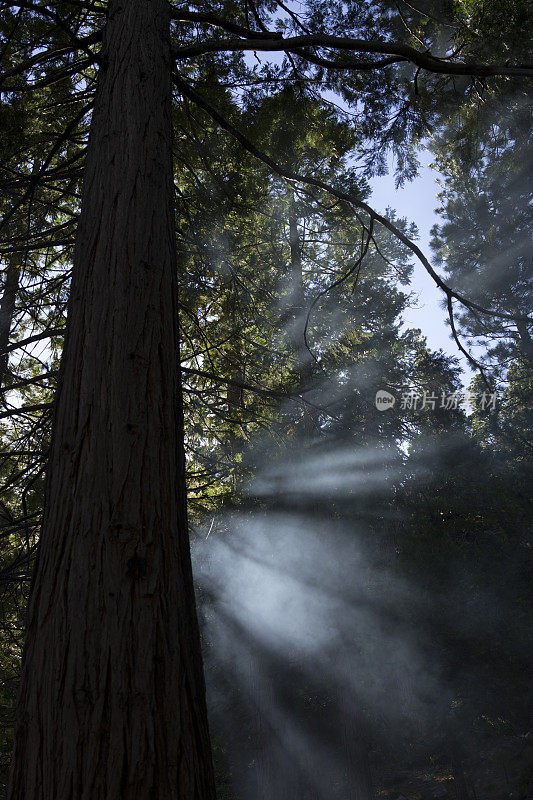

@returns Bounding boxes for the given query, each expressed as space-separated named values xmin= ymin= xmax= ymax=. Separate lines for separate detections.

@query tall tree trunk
xmin=0 ymin=256 xmax=20 ymax=393
xmin=287 ymin=195 xmax=319 ymax=438
xmin=288 ymin=196 xmax=309 ymax=384
xmin=8 ymin=1 xmax=216 ymax=798
xmin=341 ymin=697 xmax=374 ymax=800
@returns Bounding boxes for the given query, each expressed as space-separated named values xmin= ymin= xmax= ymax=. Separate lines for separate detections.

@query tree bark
xmin=8 ymin=1 xmax=216 ymax=798
xmin=0 ymin=256 xmax=20 ymax=393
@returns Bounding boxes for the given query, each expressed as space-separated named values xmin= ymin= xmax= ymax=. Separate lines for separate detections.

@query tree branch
xmin=172 ymin=74 xmax=531 ymax=327
xmin=174 ymin=33 xmax=533 ymax=77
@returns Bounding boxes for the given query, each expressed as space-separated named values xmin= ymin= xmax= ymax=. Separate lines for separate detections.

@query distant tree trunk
xmin=288 ymin=195 xmax=309 ymax=379
xmin=0 ymin=256 xmax=19 ymax=392
xmin=340 ymin=695 xmax=374 ymax=800
xmin=251 ymin=661 xmax=279 ymax=800
xmin=449 ymin=734 xmax=470 ymax=800
xmin=7 ymin=1 xmax=216 ymax=798
xmin=287 ymin=194 xmax=319 ymax=439
xmin=516 ymin=318 xmax=533 ymax=364
xmin=288 ymin=197 xmax=306 ymax=373
xmin=222 ymin=273 xmax=245 ymax=463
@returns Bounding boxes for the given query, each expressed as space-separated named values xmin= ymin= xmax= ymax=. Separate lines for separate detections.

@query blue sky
xmin=369 ymin=150 xmax=474 ymax=385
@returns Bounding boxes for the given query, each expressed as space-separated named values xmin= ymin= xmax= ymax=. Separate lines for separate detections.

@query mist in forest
xmin=184 ymin=169 xmax=533 ymax=790
xmin=191 ymin=427 xmax=528 ymax=798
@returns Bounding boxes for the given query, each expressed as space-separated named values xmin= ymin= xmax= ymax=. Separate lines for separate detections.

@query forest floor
xmin=375 ymin=731 xmax=532 ymax=800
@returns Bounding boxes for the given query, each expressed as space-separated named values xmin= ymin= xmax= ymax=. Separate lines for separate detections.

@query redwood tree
xmin=7 ymin=0 xmax=215 ymax=797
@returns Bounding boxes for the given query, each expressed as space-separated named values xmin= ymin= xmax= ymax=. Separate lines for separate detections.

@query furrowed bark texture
xmin=8 ymin=1 xmax=216 ymax=798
